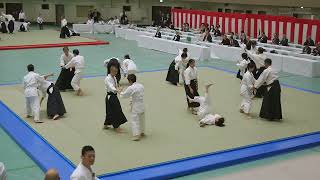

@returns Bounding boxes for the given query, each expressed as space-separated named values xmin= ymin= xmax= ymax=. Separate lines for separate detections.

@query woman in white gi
xmin=254 ymin=58 xmax=282 ymax=120
xmin=120 ymin=74 xmax=145 ymax=141
xmin=23 ymin=64 xmax=51 ymax=123
xmin=60 ymin=16 xmax=70 ymax=38
xmin=166 ymin=48 xmax=190 ymax=86
xmin=236 ymin=53 xmax=250 ymax=80
xmin=39 ymin=74 xmax=66 ymax=120
xmin=104 ymin=59 xmax=127 ymax=132
xmin=240 ymin=63 xmax=256 ymax=118
xmin=64 ymin=49 xmax=85 ymax=96
xmin=187 ymin=84 xmax=225 ymax=127
xmin=104 ymin=57 xmax=122 ymax=84
xmin=56 ymin=46 xmax=75 ymax=91
xmin=122 ymin=54 xmax=137 ymax=77
xmin=71 ymin=146 xmax=99 ymax=180
xmin=1 ymin=13 xmax=14 ymax=33
xmin=246 ymin=47 xmax=267 ymax=98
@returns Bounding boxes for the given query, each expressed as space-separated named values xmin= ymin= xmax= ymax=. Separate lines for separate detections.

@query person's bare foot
xmin=35 ymin=120 xmax=44 ymax=123
xmin=76 ymin=89 xmax=83 ymax=96
xmin=240 ymin=109 xmax=244 ymax=113
xmin=140 ymin=133 xmax=146 ymax=137
xmin=103 ymin=125 xmax=110 ymax=129
xmin=114 ymin=128 xmax=124 ymax=133
xmin=53 ymin=114 xmax=60 ymax=120
xmin=132 ymin=135 xmax=141 ymax=141
xmin=200 ymin=122 xmax=206 ymax=127
xmin=26 ymin=115 xmax=32 ymax=118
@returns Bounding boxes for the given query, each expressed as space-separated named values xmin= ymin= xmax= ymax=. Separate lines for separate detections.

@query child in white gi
xmin=188 ymin=84 xmax=225 ymax=127
xmin=120 ymin=74 xmax=145 ymax=141
xmin=122 ymin=54 xmax=137 ymax=77
xmin=240 ymin=63 xmax=256 ymax=117
xmin=65 ymin=49 xmax=85 ymax=96
xmin=236 ymin=53 xmax=250 ymax=79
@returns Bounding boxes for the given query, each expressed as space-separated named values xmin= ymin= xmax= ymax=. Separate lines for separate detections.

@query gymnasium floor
xmin=0 ymin=27 xmax=320 ymax=179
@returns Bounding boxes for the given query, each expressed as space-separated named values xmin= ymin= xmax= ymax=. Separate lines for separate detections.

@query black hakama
xmin=104 ymin=92 xmax=127 ymax=128
xmin=55 ymin=68 xmax=75 ymax=91
xmin=1 ymin=22 xmax=8 ymax=33
xmin=8 ymin=20 xmax=14 ymax=33
xmin=20 ymin=24 xmax=26 ymax=32
xmin=184 ymin=79 xmax=200 ymax=108
xmin=259 ymin=80 xmax=282 ymax=120
xmin=47 ymin=84 xmax=66 ymax=117
xmin=60 ymin=26 xmax=70 ymax=38
xmin=255 ymin=67 xmax=267 ymax=98
xmin=166 ymin=60 xmax=179 ymax=85
xmin=116 ymin=71 xmax=121 ymax=84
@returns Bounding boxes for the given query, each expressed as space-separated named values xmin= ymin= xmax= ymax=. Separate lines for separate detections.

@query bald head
xmin=44 ymin=169 xmax=60 ymax=180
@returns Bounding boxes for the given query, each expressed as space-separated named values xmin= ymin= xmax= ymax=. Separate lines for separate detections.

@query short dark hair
xmin=181 ymin=52 xmax=187 ymax=58
xmin=73 ymin=49 xmax=79 ymax=55
xmin=81 ymin=145 xmax=94 ymax=156
xmin=127 ymin=74 xmax=136 ymax=83
xmin=258 ymin=47 xmax=265 ymax=53
xmin=265 ymin=58 xmax=272 ymax=65
xmin=124 ymin=54 xmax=130 ymax=59
xmin=188 ymin=59 xmax=195 ymax=64
xmin=247 ymin=62 xmax=256 ymax=69
xmin=183 ymin=48 xmax=188 ymax=53
xmin=27 ymin=64 xmax=34 ymax=72
xmin=241 ymin=53 xmax=248 ymax=59
xmin=215 ymin=117 xmax=225 ymax=127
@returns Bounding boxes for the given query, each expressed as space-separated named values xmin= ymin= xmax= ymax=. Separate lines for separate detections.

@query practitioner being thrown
xmin=187 ymin=84 xmax=225 ymax=127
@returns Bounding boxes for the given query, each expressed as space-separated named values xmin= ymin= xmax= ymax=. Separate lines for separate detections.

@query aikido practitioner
xmin=60 ymin=16 xmax=70 ymax=38
xmin=236 ymin=53 xmax=250 ymax=80
xmin=240 ymin=63 xmax=256 ymax=118
xmin=122 ymin=54 xmax=137 ymax=77
xmin=104 ymin=58 xmax=122 ymax=84
xmin=56 ymin=47 xmax=75 ymax=91
xmin=39 ymin=73 xmax=66 ymax=120
xmin=187 ymin=84 xmax=225 ymax=127
xmin=23 ymin=64 xmax=51 ymax=123
xmin=64 ymin=49 xmax=85 ymax=96
xmin=19 ymin=22 xmax=30 ymax=32
xmin=155 ymin=27 xmax=161 ymax=38
xmin=166 ymin=48 xmax=190 ymax=85
xmin=1 ymin=13 xmax=14 ymax=33
xmin=246 ymin=47 xmax=267 ymax=98
xmin=104 ymin=59 xmax=127 ymax=132
xmin=37 ymin=14 xmax=44 ymax=30
xmin=184 ymin=59 xmax=200 ymax=114
xmin=120 ymin=74 xmax=145 ymax=141
xmin=0 ymin=18 xmax=8 ymax=33
xmin=254 ymin=58 xmax=282 ymax=120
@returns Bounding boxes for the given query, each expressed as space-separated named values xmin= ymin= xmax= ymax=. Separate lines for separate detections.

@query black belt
xmin=107 ymin=92 xmax=117 ymax=95
xmin=266 ymin=80 xmax=279 ymax=87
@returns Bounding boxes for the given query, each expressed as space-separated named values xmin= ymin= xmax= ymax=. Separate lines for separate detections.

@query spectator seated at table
xmin=272 ymin=33 xmax=280 ymax=45
xmin=213 ymin=25 xmax=221 ymax=37
xmin=202 ymin=28 xmax=212 ymax=43
xmin=280 ymin=34 xmax=289 ymax=46
xmin=312 ymin=43 xmax=320 ymax=56
xmin=107 ymin=17 xmax=115 ymax=25
xmin=221 ymin=34 xmax=231 ymax=45
xmin=168 ymin=21 xmax=175 ymax=30
xmin=86 ymin=18 xmax=94 ymax=25
xmin=302 ymin=44 xmax=312 ymax=54
xmin=182 ymin=23 xmax=190 ymax=32
xmin=229 ymin=35 xmax=240 ymax=47
xmin=173 ymin=31 xmax=181 ymax=41
xmin=258 ymin=32 xmax=268 ymax=43
xmin=304 ymin=36 xmax=315 ymax=46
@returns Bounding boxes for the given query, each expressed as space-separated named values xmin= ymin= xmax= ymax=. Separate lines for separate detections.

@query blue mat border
xmin=0 ymin=66 xmax=320 ymax=180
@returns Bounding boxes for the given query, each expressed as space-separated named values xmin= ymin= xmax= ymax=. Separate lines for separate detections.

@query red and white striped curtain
xmin=171 ymin=8 xmax=320 ymax=45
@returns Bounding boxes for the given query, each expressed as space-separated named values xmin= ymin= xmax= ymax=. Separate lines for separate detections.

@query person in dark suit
xmin=258 ymin=32 xmax=268 ymax=43
xmin=230 ymin=36 xmax=240 ymax=47
xmin=173 ymin=31 xmax=181 ymax=41
xmin=280 ymin=34 xmax=289 ymax=46
xmin=214 ymin=25 xmax=221 ymax=37
xmin=312 ymin=43 xmax=320 ymax=56
xmin=272 ymin=33 xmax=280 ymax=45
xmin=302 ymin=44 xmax=312 ymax=54
xmin=221 ymin=34 xmax=230 ymax=45
xmin=304 ymin=36 xmax=315 ymax=46
xmin=203 ymin=28 xmax=212 ymax=42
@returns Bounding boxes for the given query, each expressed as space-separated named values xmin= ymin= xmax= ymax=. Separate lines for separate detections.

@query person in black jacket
xmin=258 ymin=32 xmax=268 ymax=43
xmin=312 ymin=43 xmax=320 ymax=56
xmin=230 ymin=36 xmax=240 ymax=47
xmin=221 ymin=34 xmax=230 ymax=45
xmin=304 ymin=36 xmax=315 ymax=46
xmin=203 ymin=28 xmax=212 ymax=42
xmin=173 ymin=31 xmax=181 ymax=41
xmin=214 ymin=25 xmax=221 ymax=37
xmin=272 ymin=33 xmax=280 ymax=45
xmin=280 ymin=34 xmax=289 ymax=46
xmin=302 ymin=44 xmax=311 ymax=54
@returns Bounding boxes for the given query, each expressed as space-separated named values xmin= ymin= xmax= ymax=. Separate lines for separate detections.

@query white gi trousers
xmin=130 ymin=101 xmax=145 ymax=136
xmin=71 ymin=72 xmax=82 ymax=91
xmin=25 ymin=96 xmax=40 ymax=122
xmin=240 ymin=85 xmax=253 ymax=113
